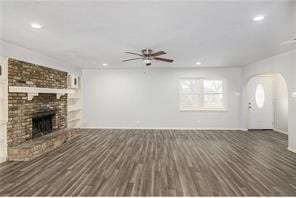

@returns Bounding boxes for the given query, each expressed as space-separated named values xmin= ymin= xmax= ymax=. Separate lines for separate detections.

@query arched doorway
xmin=273 ymin=74 xmax=288 ymax=133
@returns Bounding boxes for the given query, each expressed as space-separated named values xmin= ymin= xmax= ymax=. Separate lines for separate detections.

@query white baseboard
xmin=81 ymin=126 xmax=245 ymax=131
xmin=287 ymin=147 xmax=296 ymax=154
xmin=0 ymin=156 xmax=7 ymax=164
xmin=273 ymin=128 xmax=288 ymax=135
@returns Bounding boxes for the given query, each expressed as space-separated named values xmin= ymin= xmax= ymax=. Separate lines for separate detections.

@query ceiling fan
xmin=122 ymin=49 xmax=174 ymax=66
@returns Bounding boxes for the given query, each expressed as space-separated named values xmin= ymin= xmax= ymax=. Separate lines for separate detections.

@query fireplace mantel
xmin=9 ymin=86 xmax=75 ymax=100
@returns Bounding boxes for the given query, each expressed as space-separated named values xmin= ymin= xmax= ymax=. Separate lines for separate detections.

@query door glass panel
xmin=255 ymin=84 xmax=265 ymax=108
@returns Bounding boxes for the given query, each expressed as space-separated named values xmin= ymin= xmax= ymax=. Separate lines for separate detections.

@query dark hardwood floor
xmin=0 ymin=129 xmax=296 ymax=196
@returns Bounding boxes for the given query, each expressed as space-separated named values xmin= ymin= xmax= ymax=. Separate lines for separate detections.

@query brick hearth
xmin=8 ymin=128 xmax=80 ymax=161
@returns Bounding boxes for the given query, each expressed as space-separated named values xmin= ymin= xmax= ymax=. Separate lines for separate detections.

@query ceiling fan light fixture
xmin=123 ymin=49 xmax=173 ymax=66
xmin=143 ymin=59 xmax=152 ymax=64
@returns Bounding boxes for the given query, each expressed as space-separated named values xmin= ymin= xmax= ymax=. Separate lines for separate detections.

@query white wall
xmin=241 ymin=50 xmax=296 ymax=151
xmin=82 ymin=67 xmax=242 ymax=129
xmin=0 ymin=40 xmax=81 ymax=75
xmin=273 ymin=74 xmax=288 ymax=132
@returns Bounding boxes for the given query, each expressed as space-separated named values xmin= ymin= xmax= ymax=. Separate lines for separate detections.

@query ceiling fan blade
xmin=154 ymin=57 xmax=174 ymax=63
xmin=125 ymin=52 xmax=144 ymax=57
xmin=122 ymin=57 xmax=143 ymax=62
xmin=151 ymin=51 xmax=166 ymax=56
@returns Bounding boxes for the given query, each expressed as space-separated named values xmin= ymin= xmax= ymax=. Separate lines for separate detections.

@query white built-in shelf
xmin=0 ymin=120 xmax=7 ymax=125
xmin=0 ymin=57 xmax=8 ymax=163
xmin=68 ymin=97 xmax=80 ymax=100
xmin=68 ymin=106 xmax=81 ymax=112
xmin=67 ymin=74 xmax=82 ymax=128
xmin=68 ymin=108 xmax=81 ymax=112
xmin=68 ymin=117 xmax=81 ymax=122
xmin=9 ymin=86 xmax=75 ymax=100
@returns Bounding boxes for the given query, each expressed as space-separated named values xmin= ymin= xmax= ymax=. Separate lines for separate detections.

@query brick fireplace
xmin=6 ymin=59 xmax=79 ymax=161
xmin=7 ymin=59 xmax=68 ymax=146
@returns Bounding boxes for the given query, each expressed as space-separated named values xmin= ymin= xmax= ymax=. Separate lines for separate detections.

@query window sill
xmin=180 ymin=109 xmax=228 ymax=112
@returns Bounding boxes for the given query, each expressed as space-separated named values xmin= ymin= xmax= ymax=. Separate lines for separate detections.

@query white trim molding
xmin=0 ymin=156 xmax=7 ymax=164
xmin=0 ymin=57 xmax=8 ymax=164
xmin=287 ymin=147 xmax=296 ymax=154
xmin=81 ymin=126 xmax=245 ymax=131
xmin=273 ymin=128 xmax=288 ymax=135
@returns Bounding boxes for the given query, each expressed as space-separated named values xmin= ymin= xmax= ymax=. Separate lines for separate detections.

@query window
xmin=255 ymin=84 xmax=265 ymax=108
xmin=179 ymin=78 xmax=226 ymax=111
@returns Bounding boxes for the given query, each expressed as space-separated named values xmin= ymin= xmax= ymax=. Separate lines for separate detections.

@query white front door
xmin=248 ymin=76 xmax=273 ymax=130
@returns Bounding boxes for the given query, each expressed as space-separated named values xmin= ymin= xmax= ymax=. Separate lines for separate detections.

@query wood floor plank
xmin=0 ymin=129 xmax=296 ymax=196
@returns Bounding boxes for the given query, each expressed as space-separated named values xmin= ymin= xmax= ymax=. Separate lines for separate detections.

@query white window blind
xmin=179 ymin=79 xmax=226 ymax=111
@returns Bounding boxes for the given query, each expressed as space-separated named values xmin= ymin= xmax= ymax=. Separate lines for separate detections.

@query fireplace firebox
xmin=32 ymin=111 xmax=55 ymax=139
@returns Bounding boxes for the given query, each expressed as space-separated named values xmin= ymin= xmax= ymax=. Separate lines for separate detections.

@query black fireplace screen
xmin=32 ymin=111 xmax=55 ymax=139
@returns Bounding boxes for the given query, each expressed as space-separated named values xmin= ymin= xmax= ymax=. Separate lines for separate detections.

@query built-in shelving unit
xmin=67 ymin=74 xmax=82 ymax=128
xmin=0 ymin=57 xmax=8 ymax=163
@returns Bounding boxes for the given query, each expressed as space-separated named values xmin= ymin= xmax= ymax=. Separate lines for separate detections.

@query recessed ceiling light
xmin=102 ymin=63 xmax=108 ymax=67
xmin=30 ymin=23 xmax=43 ymax=29
xmin=196 ymin=62 xmax=201 ymax=65
xmin=253 ymin=15 xmax=265 ymax=22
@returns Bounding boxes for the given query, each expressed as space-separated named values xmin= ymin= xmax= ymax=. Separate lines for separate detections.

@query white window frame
xmin=179 ymin=78 xmax=228 ymax=111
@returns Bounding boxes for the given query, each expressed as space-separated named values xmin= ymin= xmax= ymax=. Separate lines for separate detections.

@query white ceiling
xmin=1 ymin=0 xmax=296 ymax=69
